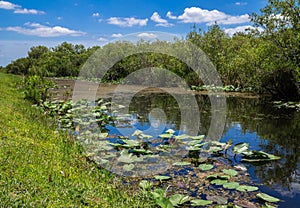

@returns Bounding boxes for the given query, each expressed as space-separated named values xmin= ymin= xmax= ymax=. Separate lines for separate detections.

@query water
xmin=107 ymin=91 xmax=300 ymax=207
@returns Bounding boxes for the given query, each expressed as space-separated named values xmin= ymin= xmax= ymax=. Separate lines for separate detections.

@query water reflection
xmin=110 ymin=92 xmax=300 ymax=205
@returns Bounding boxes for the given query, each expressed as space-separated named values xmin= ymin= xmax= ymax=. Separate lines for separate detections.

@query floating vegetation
xmin=38 ymin=97 xmax=283 ymax=207
xmin=191 ymin=84 xmax=253 ymax=92
xmin=273 ymin=100 xmax=300 ymax=111
xmin=257 ymin=193 xmax=280 ymax=203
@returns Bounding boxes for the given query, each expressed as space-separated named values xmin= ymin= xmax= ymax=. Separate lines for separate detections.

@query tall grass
xmin=0 ymin=73 xmax=154 ymax=207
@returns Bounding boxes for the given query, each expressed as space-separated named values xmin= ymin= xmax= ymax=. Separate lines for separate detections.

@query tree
xmin=251 ymin=0 xmax=300 ymax=100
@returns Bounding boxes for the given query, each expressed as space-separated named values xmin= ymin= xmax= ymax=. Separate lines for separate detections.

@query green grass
xmin=0 ymin=73 xmax=154 ymax=207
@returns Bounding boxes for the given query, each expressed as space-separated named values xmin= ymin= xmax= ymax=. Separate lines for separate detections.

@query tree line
xmin=2 ymin=0 xmax=299 ymax=100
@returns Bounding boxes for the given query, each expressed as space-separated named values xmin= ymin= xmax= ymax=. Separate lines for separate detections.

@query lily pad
xmin=159 ymin=133 xmax=173 ymax=139
xmin=190 ymin=135 xmax=205 ymax=140
xmin=222 ymin=169 xmax=238 ymax=176
xmin=236 ymin=185 xmax=259 ymax=192
xmin=173 ymin=162 xmax=191 ymax=166
xmin=191 ymin=199 xmax=213 ymax=206
xmin=257 ymin=193 xmax=280 ymax=203
xmin=206 ymin=195 xmax=227 ymax=205
xmin=174 ymin=134 xmax=190 ymax=140
xmin=210 ymin=179 xmax=228 ymax=185
xmin=242 ymin=151 xmax=281 ymax=162
xmin=123 ymin=164 xmax=134 ymax=171
xmin=233 ymin=142 xmax=249 ymax=154
xmin=165 ymin=129 xmax=175 ymax=134
xmin=169 ymin=194 xmax=190 ymax=206
xmin=198 ymin=164 xmax=214 ymax=171
xmin=154 ymin=175 xmax=171 ymax=181
xmin=223 ymin=182 xmax=239 ymax=189
xmin=207 ymin=174 xmax=230 ymax=180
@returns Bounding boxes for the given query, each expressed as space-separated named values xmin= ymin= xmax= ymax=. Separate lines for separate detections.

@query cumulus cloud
xmin=6 ymin=22 xmax=86 ymax=37
xmin=166 ymin=11 xmax=177 ymax=20
xmin=0 ymin=0 xmax=17 ymax=9
xmin=169 ymin=7 xmax=249 ymax=25
xmin=92 ymin=12 xmax=100 ymax=17
xmin=0 ymin=0 xmax=45 ymax=14
xmin=111 ymin=33 xmax=123 ymax=38
xmin=151 ymin=12 xmax=173 ymax=27
xmin=224 ymin=25 xmax=263 ymax=36
xmin=107 ymin=17 xmax=148 ymax=27
xmin=137 ymin=32 xmax=157 ymax=38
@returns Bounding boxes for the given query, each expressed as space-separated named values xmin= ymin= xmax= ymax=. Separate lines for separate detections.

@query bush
xmin=22 ymin=75 xmax=56 ymax=105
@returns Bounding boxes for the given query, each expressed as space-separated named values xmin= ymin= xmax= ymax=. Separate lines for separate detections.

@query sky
xmin=0 ymin=0 xmax=268 ymax=66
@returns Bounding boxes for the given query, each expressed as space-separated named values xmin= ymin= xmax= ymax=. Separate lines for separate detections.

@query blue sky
xmin=0 ymin=0 xmax=267 ymax=66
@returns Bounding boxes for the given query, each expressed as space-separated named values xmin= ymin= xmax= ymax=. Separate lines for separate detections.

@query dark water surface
xmin=107 ymin=91 xmax=300 ymax=207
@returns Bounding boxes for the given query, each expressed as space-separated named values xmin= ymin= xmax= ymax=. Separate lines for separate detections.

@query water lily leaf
xmin=211 ymin=141 xmax=226 ymax=147
xmin=118 ymin=154 xmax=134 ymax=163
xmin=210 ymin=179 xmax=228 ymax=185
xmin=242 ymin=151 xmax=281 ymax=162
xmin=206 ymin=195 xmax=227 ymax=204
xmin=174 ymin=134 xmax=190 ymax=140
xmin=257 ymin=193 xmax=280 ymax=203
xmin=191 ymin=199 xmax=213 ymax=206
xmin=131 ymin=148 xmax=153 ymax=155
xmin=207 ymin=174 xmax=230 ymax=180
xmin=223 ymin=182 xmax=239 ymax=189
xmin=165 ymin=129 xmax=175 ymax=134
xmin=262 ymin=203 xmax=277 ymax=208
xmin=173 ymin=162 xmax=191 ymax=166
xmin=132 ymin=130 xmax=143 ymax=136
xmin=140 ymin=133 xmax=152 ymax=139
xmin=159 ymin=134 xmax=173 ymax=138
xmin=124 ymin=140 xmax=140 ymax=147
xmin=169 ymin=194 xmax=190 ymax=206
xmin=123 ymin=164 xmax=134 ymax=171
xmin=154 ymin=175 xmax=171 ymax=181
xmin=198 ymin=164 xmax=214 ymax=171
xmin=233 ymin=142 xmax=249 ymax=154
xmin=222 ymin=169 xmax=238 ymax=176
xmin=187 ymin=140 xmax=203 ymax=146
xmin=236 ymin=185 xmax=259 ymax=192
xmin=139 ymin=180 xmax=152 ymax=190
xmin=208 ymin=146 xmax=223 ymax=153
xmin=190 ymin=135 xmax=205 ymax=140
xmin=186 ymin=146 xmax=201 ymax=151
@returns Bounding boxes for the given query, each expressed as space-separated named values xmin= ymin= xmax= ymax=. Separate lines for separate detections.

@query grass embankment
xmin=0 ymin=73 xmax=154 ymax=207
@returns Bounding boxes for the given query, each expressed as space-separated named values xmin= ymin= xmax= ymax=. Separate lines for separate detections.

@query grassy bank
xmin=0 ymin=72 xmax=154 ymax=207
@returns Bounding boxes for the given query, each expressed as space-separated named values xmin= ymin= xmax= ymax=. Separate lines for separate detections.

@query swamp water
xmin=104 ymin=91 xmax=300 ymax=207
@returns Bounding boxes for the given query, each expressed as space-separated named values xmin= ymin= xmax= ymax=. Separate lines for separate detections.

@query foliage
xmin=22 ymin=75 xmax=56 ymax=105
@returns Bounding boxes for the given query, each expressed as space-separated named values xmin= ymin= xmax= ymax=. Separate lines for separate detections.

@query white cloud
xmin=57 ymin=16 xmax=62 ymax=20
xmin=137 ymin=32 xmax=157 ymax=38
xmin=0 ymin=0 xmax=17 ymax=9
xmin=6 ymin=22 xmax=86 ymax=37
xmin=166 ymin=11 xmax=177 ymax=20
xmin=218 ymin=14 xmax=250 ymax=25
xmin=0 ymin=1 xmax=45 ymax=14
xmin=151 ymin=12 xmax=173 ymax=27
xmin=171 ymin=7 xmax=249 ymax=25
xmin=111 ymin=33 xmax=123 ymax=38
xmin=97 ymin=37 xmax=108 ymax=42
xmin=235 ymin=2 xmax=248 ymax=6
xmin=92 ymin=12 xmax=100 ymax=17
xmin=107 ymin=17 xmax=148 ymax=27
xmin=14 ymin=8 xmax=45 ymax=14
xmin=224 ymin=25 xmax=263 ymax=36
